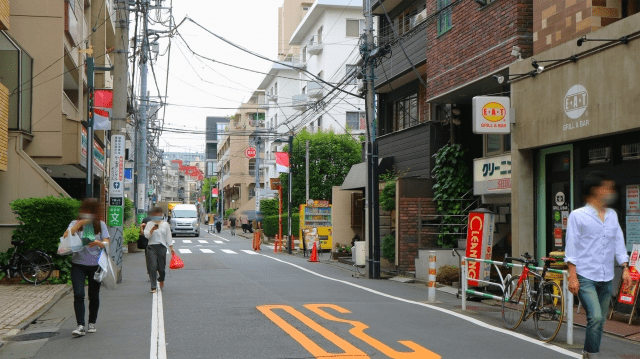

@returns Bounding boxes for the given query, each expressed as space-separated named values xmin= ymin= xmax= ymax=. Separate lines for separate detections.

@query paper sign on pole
xmin=465 ymin=210 xmax=495 ymax=287
xmin=109 ymin=135 xmax=125 ymax=197
xmin=627 ymin=185 xmax=640 ymax=215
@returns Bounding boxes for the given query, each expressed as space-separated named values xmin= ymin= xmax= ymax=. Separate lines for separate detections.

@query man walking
xmin=566 ymin=171 xmax=632 ymax=358
xmin=229 ymin=215 xmax=236 ymax=236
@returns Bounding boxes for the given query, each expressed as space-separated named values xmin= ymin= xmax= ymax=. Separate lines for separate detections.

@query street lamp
xmin=271 ymin=135 xmax=294 ymax=254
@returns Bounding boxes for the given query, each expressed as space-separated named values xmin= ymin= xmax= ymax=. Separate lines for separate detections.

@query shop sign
xmin=307 ymin=199 xmax=330 ymax=208
xmin=618 ymin=244 xmax=640 ymax=305
xmin=473 ymin=155 xmax=511 ymax=196
xmin=472 ymin=96 xmax=510 ymax=134
xmin=93 ymin=140 xmax=105 ymax=172
xmin=627 ymin=216 xmax=640 ymax=252
xmin=627 ymin=185 xmax=640 ymax=215
xmin=82 ymin=127 xmax=88 ymax=157
xmin=109 ymin=135 xmax=125 ymax=197
xmin=562 ymin=84 xmax=590 ymax=131
xmin=245 ymin=146 xmax=256 ymax=159
xmin=465 ymin=210 xmax=495 ymax=287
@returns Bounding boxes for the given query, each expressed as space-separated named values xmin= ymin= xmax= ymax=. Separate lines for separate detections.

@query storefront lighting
xmin=531 ymin=56 xmax=578 ymax=74
xmin=492 ymin=72 xmax=536 ymax=84
xmin=577 ymin=35 xmax=629 ymax=47
xmin=531 ymin=59 xmax=544 ymax=73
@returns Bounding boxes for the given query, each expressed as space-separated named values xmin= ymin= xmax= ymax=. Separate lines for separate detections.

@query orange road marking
xmin=305 ymin=304 xmax=441 ymax=359
xmin=256 ymin=305 xmax=369 ymax=358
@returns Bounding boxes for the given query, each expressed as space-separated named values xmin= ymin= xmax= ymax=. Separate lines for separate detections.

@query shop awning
xmin=340 ymin=157 xmax=394 ymax=190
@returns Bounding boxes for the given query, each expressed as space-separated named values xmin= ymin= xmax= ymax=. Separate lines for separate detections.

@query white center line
xmin=200 ymin=249 xmax=214 ymax=253
xmin=182 ymin=240 xmax=192 ymax=244
xmin=178 ymin=249 xmax=191 ymax=254
xmin=220 ymin=249 xmax=237 ymax=254
xmin=198 ymin=240 xmax=208 ymax=244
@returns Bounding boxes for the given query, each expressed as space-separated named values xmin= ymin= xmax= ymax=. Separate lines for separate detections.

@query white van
xmin=170 ymin=204 xmax=200 ymax=237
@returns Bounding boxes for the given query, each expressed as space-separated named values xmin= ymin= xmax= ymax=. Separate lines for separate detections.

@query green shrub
xmin=10 ymin=196 xmax=81 ymax=253
xmin=123 ymin=223 xmax=139 ymax=245
xmin=263 ymin=214 xmax=300 ymax=237
xmin=381 ymin=234 xmax=395 ymax=262
xmin=436 ymin=265 xmax=459 ymax=285
xmin=380 ymin=180 xmax=396 ymax=212
xmin=260 ymin=199 xmax=279 ymax=216
xmin=50 ymin=255 xmax=73 ymax=284
xmin=124 ymin=197 xmax=134 ymax=222
xmin=224 ymin=208 xmax=236 ymax=219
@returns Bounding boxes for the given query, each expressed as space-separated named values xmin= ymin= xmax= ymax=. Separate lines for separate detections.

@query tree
xmin=202 ymin=176 xmax=218 ymax=213
xmin=279 ymin=129 xmax=361 ymax=211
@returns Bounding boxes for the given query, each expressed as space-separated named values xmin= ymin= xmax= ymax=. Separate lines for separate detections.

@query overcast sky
xmin=145 ymin=0 xmax=285 ymax=154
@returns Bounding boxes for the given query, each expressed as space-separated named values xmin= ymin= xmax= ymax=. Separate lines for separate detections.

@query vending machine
xmin=299 ymin=200 xmax=333 ymax=250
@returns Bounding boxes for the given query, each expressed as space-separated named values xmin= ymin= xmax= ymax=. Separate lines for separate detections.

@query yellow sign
xmin=481 ymin=102 xmax=507 ymax=122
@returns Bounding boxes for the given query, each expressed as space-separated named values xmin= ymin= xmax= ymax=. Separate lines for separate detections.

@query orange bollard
xmin=274 ymin=235 xmax=279 ymax=253
xmin=308 ymin=242 xmax=319 ymax=262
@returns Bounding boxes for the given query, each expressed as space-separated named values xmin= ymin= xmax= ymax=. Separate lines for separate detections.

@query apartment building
xmin=205 ymin=116 xmax=229 ymax=178
xmin=278 ymin=0 xmax=313 ymax=60
xmin=217 ymin=93 xmax=266 ymax=214
xmin=510 ymin=3 xmax=640 ymax=261
xmin=0 ymin=0 xmax=116 ymax=249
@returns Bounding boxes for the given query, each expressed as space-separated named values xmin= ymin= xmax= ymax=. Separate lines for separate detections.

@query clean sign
xmin=472 ymin=96 xmax=510 ymax=134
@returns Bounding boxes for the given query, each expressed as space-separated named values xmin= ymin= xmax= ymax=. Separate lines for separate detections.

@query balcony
xmin=307 ymin=34 xmax=323 ymax=55
xmin=281 ymin=54 xmax=306 ymax=68
xmin=267 ymin=93 xmax=278 ymax=102
xmin=307 ymin=81 xmax=324 ymax=99
xmin=62 ymin=92 xmax=79 ymax=120
xmin=257 ymin=95 xmax=268 ymax=109
xmin=293 ymin=94 xmax=308 ymax=111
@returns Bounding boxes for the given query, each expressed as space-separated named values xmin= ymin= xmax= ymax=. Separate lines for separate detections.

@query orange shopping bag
xmin=170 ymin=252 xmax=184 ymax=269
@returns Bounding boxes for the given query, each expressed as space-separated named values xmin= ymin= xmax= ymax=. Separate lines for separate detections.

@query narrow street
xmin=1 ymin=225 xmax=638 ymax=358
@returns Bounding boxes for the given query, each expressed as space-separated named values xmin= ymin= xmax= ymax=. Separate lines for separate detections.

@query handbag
xmin=95 ymin=246 xmax=117 ymax=290
xmin=170 ymin=252 xmax=184 ymax=270
xmin=137 ymin=233 xmax=148 ymax=249
xmin=57 ymin=232 xmax=83 ymax=255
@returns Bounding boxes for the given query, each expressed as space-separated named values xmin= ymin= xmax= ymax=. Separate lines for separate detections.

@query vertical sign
xmin=108 ymin=134 xmax=125 ymax=283
xmin=465 ymin=210 xmax=495 ymax=287
xmin=627 ymin=185 xmax=640 ymax=215
xmin=110 ymin=135 xmax=125 ymax=198
xmin=627 ymin=216 xmax=640 ymax=252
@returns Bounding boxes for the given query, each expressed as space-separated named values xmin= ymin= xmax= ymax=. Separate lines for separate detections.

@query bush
xmin=260 ymin=199 xmax=279 ymax=217
xmin=123 ymin=223 xmax=139 ymax=245
xmin=263 ymin=214 xmax=300 ymax=237
xmin=124 ymin=197 xmax=134 ymax=222
xmin=224 ymin=208 xmax=236 ymax=219
xmin=380 ymin=181 xmax=396 ymax=212
xmin=381 ymin=234 xmax=395 ymax=262
xmin=10 ymin=196 xmax=81 ymax=253
xmin=436 ymin=265 xmax=460 ymax=285
xmin=50 ymin=255 xmax=73 ymax=284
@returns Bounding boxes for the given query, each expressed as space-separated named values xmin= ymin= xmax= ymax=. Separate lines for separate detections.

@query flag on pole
xmin=276 ymin=152 xmax=289 ymax=173
xmin=94 ymin=89 xmax=113 ymax=130
xmin=211 ymin=188 xmax=219 ymax=198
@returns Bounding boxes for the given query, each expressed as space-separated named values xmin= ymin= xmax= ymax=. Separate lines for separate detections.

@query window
xmin=437 ymin=0 xmax=453 ymax=35
xmin=346 ymin=65 xmax=357 ymax=85
xmin=0 ymin=33 xmax=33 ymax=132
xmin=484 ymin=134 xmax=511 ymax=156
xmin=393 ymin=94 xmax=418 ymax=131
xmin=274 ymin=82 xmax=278 ymax=96
xmin=346 ymin=19 xmax=364 ymax=37
xmin=249 ymin=158 xmax=256 ymax=177
xmin=317 ymin=116 xmax=322 ymax=131
xmin=346 ymin=111 xmax=365 ymax=130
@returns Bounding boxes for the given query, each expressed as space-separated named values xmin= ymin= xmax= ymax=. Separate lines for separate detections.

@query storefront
xmin=510 ymin=18 xmax=640 ymax=261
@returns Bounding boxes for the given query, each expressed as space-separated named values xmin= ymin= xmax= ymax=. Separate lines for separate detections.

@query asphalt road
xmin=2 ymin=225 xmax=639 ymax=358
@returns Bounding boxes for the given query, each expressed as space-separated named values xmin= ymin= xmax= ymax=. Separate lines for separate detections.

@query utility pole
xmin=287 ymin=135 xmax=293 ymax=254
xmin=137 ymin=0 xmax=150 ymax=215
xmin=254 ymin=137 xmax=261 ymax=212
xmin=364 ymin=0 xmax=380 ymax=279
xmin=85 ymin=57 xmax=95 ymax=199
xmin=107 ymin=0 xmax=130 ymax=283
xmin=305 ymin=139 xmax=309 ymax=201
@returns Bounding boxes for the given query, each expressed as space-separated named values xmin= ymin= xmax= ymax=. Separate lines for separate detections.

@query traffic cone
xmin=308 ymin=242 xmax=318 ymax=262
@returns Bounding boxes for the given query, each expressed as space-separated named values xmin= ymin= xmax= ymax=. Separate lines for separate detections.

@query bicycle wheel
xmin=534 ymin=280 xmax=564 ymax=342
xmin=502 ymin=275 xmax=527 ymax=330
xmin=19 ymin=251 xmax=52 ymax=285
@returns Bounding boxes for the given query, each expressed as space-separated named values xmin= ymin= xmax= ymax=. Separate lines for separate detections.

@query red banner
xmin=276 ymin=152 xmax=289 ymax=173
xmin=465 ymin=212 xmax=485 ymax=286
xmin=211 ymin=188 xmax=218 ymax=198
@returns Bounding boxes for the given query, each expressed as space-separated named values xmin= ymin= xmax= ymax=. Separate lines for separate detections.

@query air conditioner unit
xmin=414 ymin=9 xmax=427 ymax=26
xmin=588 ymin=147 xmax=611 ymax=164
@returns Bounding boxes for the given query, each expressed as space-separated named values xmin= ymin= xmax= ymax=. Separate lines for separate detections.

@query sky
xmin=142 ymin=0 xmax=286 ymax=154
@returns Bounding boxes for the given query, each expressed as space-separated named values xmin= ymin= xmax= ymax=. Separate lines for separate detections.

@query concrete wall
xmin=0 ymin=133 xmax=70 ymax=251
xmin=331 ymin=186 xmax=360 ymax=247
xmin=415 ymin=249 xmax=461 ymax=282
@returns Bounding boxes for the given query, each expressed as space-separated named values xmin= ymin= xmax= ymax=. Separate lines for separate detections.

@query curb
xmin=16 ymin=285 xmax=73 ymax=332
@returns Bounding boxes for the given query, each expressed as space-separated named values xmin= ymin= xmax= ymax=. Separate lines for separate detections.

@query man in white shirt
xmin=565 ymin=171 xmax=632 ymax=358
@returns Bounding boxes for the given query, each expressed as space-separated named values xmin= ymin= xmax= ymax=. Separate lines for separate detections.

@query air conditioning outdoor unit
xmin=414 ymin=9 xmax=427 ymax=26
xmin=588 ymin=147 xmax=611 ymax=164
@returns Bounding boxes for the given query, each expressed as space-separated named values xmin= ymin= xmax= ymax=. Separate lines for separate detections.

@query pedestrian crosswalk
xmin=177 ymin=248 xmax=242 ymax=254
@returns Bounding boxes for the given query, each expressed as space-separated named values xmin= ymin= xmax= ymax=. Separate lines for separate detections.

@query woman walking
xmin=144 ymin=207 xmax=175 ymax=293
xmin=63 ymin=198 xmax=110 ymax=337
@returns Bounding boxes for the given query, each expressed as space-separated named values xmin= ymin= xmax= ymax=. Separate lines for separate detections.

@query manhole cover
xmin=454 ymin=305 xmax=502 ymax=312
xmin=5 ymin=332 xmax=59 ymax=341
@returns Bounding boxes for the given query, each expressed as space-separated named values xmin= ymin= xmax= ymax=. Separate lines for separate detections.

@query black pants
xmin=71 ymin=263 xmax=101 ymax=326
xmin=146 ymin=244 xmax=167 ymax=289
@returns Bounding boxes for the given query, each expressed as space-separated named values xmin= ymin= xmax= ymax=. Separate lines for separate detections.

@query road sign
xmin=110 ymin=197 xmax=123 ymax=206
xmin=108 ymin=206 xmax=123 ymax=227
xmin=245 ymin=146 xmax=257 ymax=158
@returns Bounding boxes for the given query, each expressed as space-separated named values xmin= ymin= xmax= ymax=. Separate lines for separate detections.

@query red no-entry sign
xmin=245 ymin=146 xmax=256 ymax=158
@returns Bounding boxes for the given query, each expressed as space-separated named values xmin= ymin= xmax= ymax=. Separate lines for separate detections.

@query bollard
xmin=274 ymin=235 xmax=280 ymax=253
xmin=428 ymin=251 xmax=436 ymax=302
xmin=461 ymin=259 xmax=467 ymax=310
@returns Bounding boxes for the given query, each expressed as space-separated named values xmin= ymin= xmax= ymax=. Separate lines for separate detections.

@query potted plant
xmin=123 ymin=223 xmax=140 ymax=253
xmin=333 ymin=244 xmax=352 ymax=260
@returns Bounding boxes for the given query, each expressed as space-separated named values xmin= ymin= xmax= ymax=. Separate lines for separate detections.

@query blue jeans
xmin=577 ymin=275 xmax=613 ymax=354
xmin=71 ymin=264 xmax=101 ymax=326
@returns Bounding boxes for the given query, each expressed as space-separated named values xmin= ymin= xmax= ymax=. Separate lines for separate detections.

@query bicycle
xmin=501 ymin=252 xmax=565 ymax=342
xmin=0 ymin=240 xmax=53 ymax=285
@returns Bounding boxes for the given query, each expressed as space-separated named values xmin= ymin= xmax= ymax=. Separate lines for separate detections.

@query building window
xmin=0 ymin=32 xmax=33 ymax=132
xmin=346 ymin=111 xmax=365 ymax=130
xmin=393 ymin=94 xmax=418 ymax=131
xmin=437 ymin=0 xmax=453 ymax=35
xmin=484 ymin=134 xmax=511 ymax=156
xmin=346 ymin=19 xmax=364 ymax=37
xmin=249 ymin=158 xmax=256 ymax=177
xmin=346 ymin=65 xmax=357 ymax=85
xmin=317 ymin=115 xmax=322 ymax=131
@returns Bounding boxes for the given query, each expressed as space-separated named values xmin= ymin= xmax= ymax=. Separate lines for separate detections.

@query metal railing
xmin=461 ymin=257 xmax=574 ymax=344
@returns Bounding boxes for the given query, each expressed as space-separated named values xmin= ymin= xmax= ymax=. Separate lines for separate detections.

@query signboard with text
xmin=627 ymin=185 xmax=640 ymax=215
xmin=109 ymin=135 xmax=125 ymax=198
xmin=472 ymin=96 xmax=510 ymax=134
xmin=245 ymin=146 xmax=256 ymax=159
xmin=473 ymin=155 xmax=511 ymax=196
xmin=465 ymin=210 xmax=495 ymax=287
xmin=108 ymin=206 xmax=123 ymax=227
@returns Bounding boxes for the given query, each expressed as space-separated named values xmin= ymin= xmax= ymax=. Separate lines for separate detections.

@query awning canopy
xmin=340 ymin=157 xmax=394 ymax=190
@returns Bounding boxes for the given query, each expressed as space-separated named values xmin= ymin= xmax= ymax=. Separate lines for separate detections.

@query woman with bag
xmin=62 ymin=198 xmax=109 ymax=337
xmin=144 ymin=207 xmax=175 ymax=293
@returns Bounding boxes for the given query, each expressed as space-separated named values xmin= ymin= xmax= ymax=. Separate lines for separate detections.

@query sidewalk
xmin=0 ymin=284 xmax=70 ymax=340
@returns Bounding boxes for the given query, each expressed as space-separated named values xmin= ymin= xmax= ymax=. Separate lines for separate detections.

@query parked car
xmin=170 ymin=204 xmax=200 ymax=237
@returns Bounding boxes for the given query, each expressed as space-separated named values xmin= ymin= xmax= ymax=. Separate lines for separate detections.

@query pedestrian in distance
xmin=215 ymin=214 xmax=222 ymax=233
xmin=565 ymin=171 xmax=632 ymax=359
xmin=63 ymin=198 xmax=110 ymax=337
xmin=229 ymin=215 xmax=236 ymax=236
xmin=140 ymin=214 xmax=152 ymax=280
xmin=144 ymin=207 xmax=176 ymax=293
xmin=241 ymin=215 xmax=249 ymax=233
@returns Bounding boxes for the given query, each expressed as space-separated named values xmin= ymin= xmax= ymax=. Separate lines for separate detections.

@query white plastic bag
xmin=95 ymin=246 xmax=117 ymax=290
xmin=57 ymin=233 xmax=83 ymax=255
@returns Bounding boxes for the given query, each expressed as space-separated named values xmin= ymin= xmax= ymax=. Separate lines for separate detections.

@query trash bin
xmin=354 ymin=241 xmax=365 ymax=266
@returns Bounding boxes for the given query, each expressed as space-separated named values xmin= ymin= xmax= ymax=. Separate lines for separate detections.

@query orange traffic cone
xmin=308 ymin=242 xmax=318 ymax=262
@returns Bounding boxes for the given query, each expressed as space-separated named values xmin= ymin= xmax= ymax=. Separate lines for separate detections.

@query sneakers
xmin=87 ymin=323 xmax=96 ymax=333
xmin=72 ymin=325 xmax=86 ymax=337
